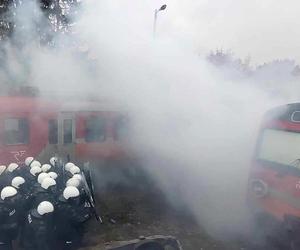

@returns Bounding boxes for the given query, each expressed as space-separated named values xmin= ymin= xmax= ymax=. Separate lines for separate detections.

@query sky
xmin=124 ymin=0 xmax=300 ymax=65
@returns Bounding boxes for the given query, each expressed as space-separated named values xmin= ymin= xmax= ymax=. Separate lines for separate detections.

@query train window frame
xmin=85 ymin=116 xmax=106 ymax=143
xmin=48 ymin=119 xmax=58 ymax=144
xmin=63 ymin=119 xmax=73 ymax=144
xmin=4 ymin=118 xmax=29 ymax=145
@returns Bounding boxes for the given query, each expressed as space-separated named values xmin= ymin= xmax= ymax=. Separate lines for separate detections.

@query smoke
xmin=2 ymin=0 xmax=300 ymax=242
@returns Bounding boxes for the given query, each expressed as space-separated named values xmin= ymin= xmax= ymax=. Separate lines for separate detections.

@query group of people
xmin=0 ymin=156 xmax=93 ymax=250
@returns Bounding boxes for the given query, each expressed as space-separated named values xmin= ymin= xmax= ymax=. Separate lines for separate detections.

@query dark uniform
xmin=56 ymin=195 xmax=91 ymax=249
xmin=0 ymin=174 xmax=6 ymax=190
xmin=23 ymin=208 xmax=55 ymax=250
xmin=0 ymin=198 xmax=19 ymax=250
xmin=1 ymin=172 xmax=16 ymax=189
xmin=30 ymin=186 xmax=57 ymax=208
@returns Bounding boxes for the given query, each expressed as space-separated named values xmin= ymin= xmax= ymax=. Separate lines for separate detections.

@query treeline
xmin=207 ymin=49 xmax=300 ymax=79
xmin=0 ymin=0 xmax=80 ymax=45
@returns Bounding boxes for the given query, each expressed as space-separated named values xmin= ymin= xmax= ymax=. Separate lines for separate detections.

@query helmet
xmin=0 ymin=165 xmax=6 ymax=175
xmin=48 ymin=172 xmax=58 ymax=180
xmin=41 ymin=177 xmax=56 ymax=190
xmin=11 ymin=176 xmax=25 ymax=189
xmin=37 ymin=201 xmax=54 ymax=215
xmin=41 ymin=164 xmax=51 ymax=173
xmin=7 ymin=163 xmax=19 ymax=172
xmin=25 ymin=157 xmax=34 ymax=167
xmin=49 ymin=157 xmax=57 ymax=166
xmin=72 ymin=174 xmax=82 ymax=181
xmin=1 ymin=186 xmax=17 ymax=200
xmin=63 ymin=186 xmax=80 ymax=200
xmin=65 ymin=162 xmax=75 ymax=171
xmin=66 ymin=178 xmax=80 ymax=188
xmin=37 ymin=173 xmax=49 ymax=184
xmin=70 ymin=166 xmax=80 ymax=175
xmin=30 ymin=161 xmax=41 ymax=168
xmin=30 ymin=166 xmax=42 ymax=176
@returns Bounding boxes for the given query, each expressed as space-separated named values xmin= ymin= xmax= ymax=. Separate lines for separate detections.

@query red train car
xmin=0 ymin=95 xmax=129 ymax=165
xmin=248 ymin=103 xmax=300 ymax=247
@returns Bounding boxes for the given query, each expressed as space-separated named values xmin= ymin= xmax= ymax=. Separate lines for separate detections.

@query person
xmin=37 ymin=173 xmax=49 ymax=185
xmin=0 ymin=165 xmax=7 ymax=190
xmin=56 ymin=186 xmax=91 ymax=250
xmin=26 ymin=166 xmax=42 ymax=194
xmin=11 ymin=176 xmax=27 ymax=197
xmin=19 ymin=157 xmax=35 ymax=181
xmin=48 ymin=172 xmax=58 ymax=180
xmin=49 ymin=157 xmax=58 ymax=168
xmin=31 ymin=177 xmax=57 ymax=207
xmin=0 ymin=186 xmax=20 ymax=250
xmin=23 ymin=201 xmax=55 ymax=250
xmin=41 ymin=164 xmax=52 ymax=173
xmin=11 ymin=177 xmax=29 ymax=247
xmin=66 ymin=178 xmax=80 ymax=188
xmin=3 ymin=163 xmax=20 ymax=187
xmin=24 ymin=157 xmax=35 ymax=168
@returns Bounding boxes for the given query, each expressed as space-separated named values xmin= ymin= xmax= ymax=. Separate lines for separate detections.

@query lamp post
xmin=153 ymin=4 xmax=167 ymax=38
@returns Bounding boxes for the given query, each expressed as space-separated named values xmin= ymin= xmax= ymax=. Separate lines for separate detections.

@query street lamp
xmin=153 ymin=4 xmax=167 ymax=38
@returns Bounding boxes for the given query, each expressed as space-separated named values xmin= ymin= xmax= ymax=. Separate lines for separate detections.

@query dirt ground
xmin=79 ymin=183 xmax=247 ymax=250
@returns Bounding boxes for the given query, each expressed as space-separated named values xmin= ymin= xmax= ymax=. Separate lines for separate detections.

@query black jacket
xmin=23 ymin=209 xmax=55 ymax=250
xmin=0 ymin=200 xmax=19 ymax=242
xmin=30 ymin=186 xmax=56 ymax=208
xmin=56 ymin=195 xmax=91 ymax=227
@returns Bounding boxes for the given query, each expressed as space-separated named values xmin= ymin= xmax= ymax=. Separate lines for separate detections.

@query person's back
xmin=23 ymin=201 xmax=55 ymax=250
xmin=0 ymin=186 xmax=20 ymax=250
xmin=56 ymin=187 xmax=91 ymax=250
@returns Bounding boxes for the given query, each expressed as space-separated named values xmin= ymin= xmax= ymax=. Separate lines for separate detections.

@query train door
xmin=57 ymin=112 xmax=76 ymax=161
xmin=37 ymin=112 xmax=76 ymax=162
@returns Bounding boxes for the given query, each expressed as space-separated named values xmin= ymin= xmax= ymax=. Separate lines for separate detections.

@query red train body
xmin=0 ymin=96 xmax=129 ymax=165
xmin=248 ymin=103 xmax=300 ymax=245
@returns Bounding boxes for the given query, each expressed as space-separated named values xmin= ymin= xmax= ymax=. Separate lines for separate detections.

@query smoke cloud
xmin=1 ymin=0 xmax=300 ymax=242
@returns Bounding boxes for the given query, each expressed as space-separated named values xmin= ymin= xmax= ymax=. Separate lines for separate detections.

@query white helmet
xmin=1 ymin=186 xmax=17 ymax=200
xmin=11 ymin=176 xmax=25 ymax=189
xmin=7 ymin=163 xmax=19 ymax=172
xmin=70 ymin=166 xmax=80 ymax=175
xmin=41 ymin=177 xmax=56 ymax=190
xmin=72 ymin=174 xmax=82 ymax=181
xmin=30 ymin=161 xmax=41 ymax=168
xmin=48 ymin=172 xmax=58 ymax=180
xmin=0 ymin=165 xmax=6 ymax=175
xmin=37 ymin=173 xmax=49 ymax=184
xmin=65 ymin=162 xmax=75 ymax=171
xmin=30 ymin=166 xmax=42 ymax=176
xmin=49 ymin=157 xmax=57 ymax=166
xmin=63 ymin=186 xmax=80 ymax=200
xmin=37 ymin=201 xmax=54 ymax=215
xmin=41 ymin=164 xmax=52 ymax=173
xmin=25 ymin=157 xmax=34 ymax=167
xmin=66 ymin=178 xmax=80 ymax=188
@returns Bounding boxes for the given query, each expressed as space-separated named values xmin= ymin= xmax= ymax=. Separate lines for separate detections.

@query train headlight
xmin=250 ymin=179 xmax=268 ymax=198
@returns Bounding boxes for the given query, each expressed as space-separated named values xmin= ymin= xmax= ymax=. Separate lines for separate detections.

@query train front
xmin=248 ymin=103 xmax=300 ymax=246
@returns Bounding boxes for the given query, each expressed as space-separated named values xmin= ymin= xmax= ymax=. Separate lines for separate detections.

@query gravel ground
xmin=79 ymin=184 xmax=247 ymax=250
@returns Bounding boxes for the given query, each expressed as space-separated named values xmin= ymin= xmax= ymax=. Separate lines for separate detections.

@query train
xmin=0 ymin=92 xmax=129 ymax=166
xmin=248 ymin=103 xmax=300 ymax=248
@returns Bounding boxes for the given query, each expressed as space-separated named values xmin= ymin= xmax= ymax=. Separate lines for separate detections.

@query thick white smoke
xmin=2 ymin=0 xmax=300 ymax=241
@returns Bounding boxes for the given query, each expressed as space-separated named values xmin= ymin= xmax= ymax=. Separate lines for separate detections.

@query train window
xmin=48 ymin=120 xmax=58 ymax=144
xmin=85 ymin=117 xmax=106 ymax=142
xmin=4 ymin=118 xmax=29 ymax=145
xmin=63 ymin=119 xmax=73 ymax=144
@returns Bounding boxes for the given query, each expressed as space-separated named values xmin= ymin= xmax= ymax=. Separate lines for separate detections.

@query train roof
xmin=265 ymin=102 xmax=300 ymax=122
xmin=0 ymin=96 xmax=58 ymax=113
xmin=0 ymin=96 xmax=125 ymax=113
